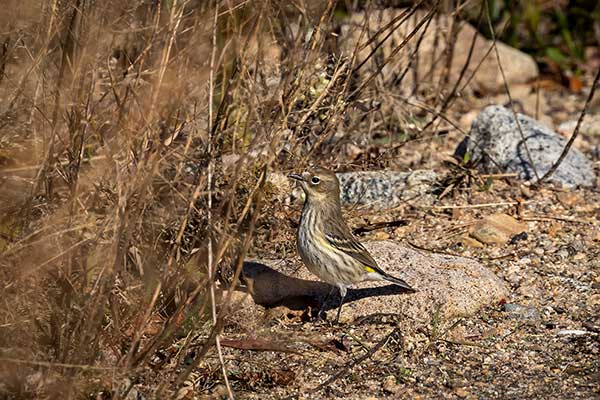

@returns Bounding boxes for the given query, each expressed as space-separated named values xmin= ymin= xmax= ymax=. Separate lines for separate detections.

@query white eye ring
xmin=311 ymin=176 xmax=320 ymax=184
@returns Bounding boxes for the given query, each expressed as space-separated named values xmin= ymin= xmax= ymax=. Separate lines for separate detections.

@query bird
xmin=288 ymin=166 xmax=415 ymax=323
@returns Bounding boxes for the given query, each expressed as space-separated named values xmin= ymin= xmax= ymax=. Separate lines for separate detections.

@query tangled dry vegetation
xmin=0 ymin=0 xmax=598 ymax=399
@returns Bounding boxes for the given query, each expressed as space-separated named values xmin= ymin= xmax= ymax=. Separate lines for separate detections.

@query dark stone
xmin=509 ymin=232 xmax=528 ymax=244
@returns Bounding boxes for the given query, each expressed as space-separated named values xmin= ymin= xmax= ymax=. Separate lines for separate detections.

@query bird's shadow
xmin=240 ymin=261 xmax=413 ymax=314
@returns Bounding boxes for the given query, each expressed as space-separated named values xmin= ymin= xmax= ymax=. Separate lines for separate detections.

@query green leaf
xmin=462 ymin=150 xmax=470 ymax=165
xmin=545 ymin=47 xmax=568 ymax=67
xmin=480 ymin=177 xmax=493 ymax=192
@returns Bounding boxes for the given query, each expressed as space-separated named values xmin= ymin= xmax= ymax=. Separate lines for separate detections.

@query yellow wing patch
xmin=364 ymin=266 xmax=376 ymax=273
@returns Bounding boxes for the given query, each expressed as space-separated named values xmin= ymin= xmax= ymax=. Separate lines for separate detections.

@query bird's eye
xmin=311 ymin=176 xmax=320 ymax=184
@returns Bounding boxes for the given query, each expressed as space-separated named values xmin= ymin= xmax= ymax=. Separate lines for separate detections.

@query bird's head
xmin=288 ymin=166 xmax=340 ymax=203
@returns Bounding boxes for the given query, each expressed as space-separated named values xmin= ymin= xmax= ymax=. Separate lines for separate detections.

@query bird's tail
xmin=381 ymin=272 xmax=416 ymax=292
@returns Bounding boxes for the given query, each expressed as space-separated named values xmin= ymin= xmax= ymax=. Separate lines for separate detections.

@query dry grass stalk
xmin=0 ymin=0 xmax=512 ymax=397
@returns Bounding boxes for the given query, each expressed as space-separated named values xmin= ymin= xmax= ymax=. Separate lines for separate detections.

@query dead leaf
xmin=569 ymin=76 xmax=583 ymax=93
xmin=220 ymin=337 xmax=300 ymax=354
xmin=268 ymin=368 xmax=296 ymax=386
xmin=535 ymin=78 xmax=563 ymax=91
xmin=307 ymin=338 xmax=349 ymax=354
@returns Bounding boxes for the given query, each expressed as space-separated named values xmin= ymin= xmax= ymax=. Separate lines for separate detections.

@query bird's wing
xmin=323 ymin=224 xmax=385 ymax=275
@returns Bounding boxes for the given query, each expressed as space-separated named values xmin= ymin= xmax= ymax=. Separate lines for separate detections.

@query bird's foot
xmin=313 ymin=309 xmax=337 ymax=327
xmin=315 ymin=308 xmax=327 ymax=322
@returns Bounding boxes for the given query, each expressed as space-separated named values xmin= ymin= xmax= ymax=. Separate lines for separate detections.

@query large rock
xmin=340 ymin=9 xmax=538 ymax=94
xmin=456 ymin=105 xmax=597 ymax=188
xmin=238 ymin=241 xmax=508 ymax=322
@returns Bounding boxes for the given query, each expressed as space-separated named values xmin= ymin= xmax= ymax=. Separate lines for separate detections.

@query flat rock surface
xmin=456 ymin=105 xmax=596 ymax=188
xmin=239 ymin=240 xmax=509 ymax=322
xmin=469 ymin=213 xmax=528 ymax=245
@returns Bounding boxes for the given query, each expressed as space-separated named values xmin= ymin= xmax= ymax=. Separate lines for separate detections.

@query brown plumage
xmin=288 ymin=167 xmax=414 ymax=323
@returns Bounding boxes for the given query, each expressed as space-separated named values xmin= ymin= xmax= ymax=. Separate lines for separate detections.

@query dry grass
xmin=0 ymin=0 xmax=505 ymax=398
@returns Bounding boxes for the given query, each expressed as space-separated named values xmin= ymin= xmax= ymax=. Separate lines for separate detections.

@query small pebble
xmin=557 ymin=329 xmax=592 ymax=336
xmin=501 ymin=303 xmax=541 ymax=321
xmin=545 ymin=322 xmax=556 ymax=329
xmin=382 ymin=375 xmax=400 ymax=394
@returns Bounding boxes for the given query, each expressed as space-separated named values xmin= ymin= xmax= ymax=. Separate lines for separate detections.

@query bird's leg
xmin=317 ymin=286 xmax=335 ymax=320
xmin=334 ymin=286 xmax=347 ymax=324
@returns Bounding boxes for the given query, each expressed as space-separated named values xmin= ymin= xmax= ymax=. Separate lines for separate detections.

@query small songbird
xmin=288 ymin=166 xmax=414 ymax=323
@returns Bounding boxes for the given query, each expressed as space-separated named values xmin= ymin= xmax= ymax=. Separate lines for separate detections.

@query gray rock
xmin=501 ymin=303 xmax=541 ymax=321
xmin=238 ymin=240 xmax=509 ymax=322
xmin=337 ymin=170 xmax=437 ymax=208
xmin=269 ymin=170 xmax=437 ymax=210
xmin=456 ymin=105 xmax=596 ymax=188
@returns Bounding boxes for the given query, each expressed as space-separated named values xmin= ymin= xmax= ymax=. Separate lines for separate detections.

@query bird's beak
xmin=287 ymin=173 xmax=304 ymax=181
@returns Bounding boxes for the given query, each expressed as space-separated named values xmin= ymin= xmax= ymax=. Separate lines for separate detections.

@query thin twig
xmin=219 ymin=338 xmax=300 ymax=354
xmin=479 ymin=173 xmax=518 ymax=178
xmin=480 ymin=252 xmax=518 ymax=261
xmin=307 ymin=328 xmax=400 ymax=394
xmin=0 ymin=357 xmax=121 ymax=371
xmin=207 ymin=2 xmax=233 ymax=399
xmin=520 ymin=215 xmax=591 ymax=224
xmin=424 ymin=201 xmax=523 ymax=210
xmin=422 ymin=1 xmax=483 ymax=133
xmin=352 ymin=3 xmax=424 ymax=73
xmin=484 ymin=0 xmax=540 ymax=180
xmin=349 ymin=4 xmax=439 ymax=100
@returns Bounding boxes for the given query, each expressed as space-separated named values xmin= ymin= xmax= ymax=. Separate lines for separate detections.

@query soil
xmin=136 ymin=84 xmax=600 ymax=400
